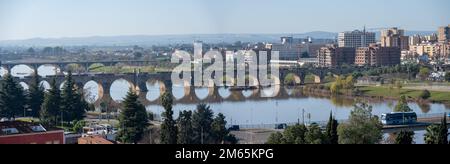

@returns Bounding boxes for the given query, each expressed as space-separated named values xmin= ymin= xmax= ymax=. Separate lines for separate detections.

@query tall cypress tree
xmin=326 ymin=112 xmax=339 ymax=144
xmin=0 ymin=74 xmax=26 ymax=120
xmin=40 ymin=78 xmax=61 ymax=127
xmin=192 ymin=104 xmax=214 ymax=144
xmin=395 ymin=131 xmax=414 ymax=144
xmin=160 ymin=91 xmax=178 ymax=144
xmin=177 ymin=110 xmax=194 ymax=144
xmin=61 ymin=71 xmax=87 ymax=123
xmin=438 ymin=115 xmax=448 ymax=144
xmin=211 ymin=113 xmax=229 ymax=144
xmin=27 ymin=71 xmax=45 ymax=118
xmin=117 ymin=88 xmax=148 ymax=144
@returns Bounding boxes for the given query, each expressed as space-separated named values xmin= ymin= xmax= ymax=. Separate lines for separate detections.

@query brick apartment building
xmin=355 ymin=44 xmax=401 ymax=66
xmin=317 ymin=45 xmax=356 ymax=67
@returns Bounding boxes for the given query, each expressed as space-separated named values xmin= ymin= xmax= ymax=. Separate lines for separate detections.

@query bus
xmin=381 ymin=112 xmax=417 ymax=125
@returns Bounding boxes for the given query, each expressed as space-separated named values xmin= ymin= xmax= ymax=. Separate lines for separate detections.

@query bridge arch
xmin=40 ymin=80 xmax=51 ymax=91
xmin=146 ymin=79 xmax=166 ymax=101
xmin=87 ymin=63 xmax=106 ymax=72
xmin=83 ymin=80 xmax=103 ymax=104
xmin=0 ymin=66 xmax=9 ymax=77
xmin=172 ymin=80 xmax=191 ymax=100
xmin=260 ymin=75 xmax=281 ymax=98
xmin=221 ymin=75 xmax=236 ymax=87
xmin=246 ymin=75 xmax=260 ymax=87
xmin=11 ymin=64 xmax=34 ymax=77
xmin=110 ymin=78 xmax=136 ymax=103
xmin=283 ymin=73 xmax=302 ymax=86
xmin=19 ymin=82 xmax=29 ymax=90
xmin=65 ymin=63 xmax=86 ymax=73
xmin=194 ymin=87 xmax=215 ymax=100
xmin=37 ymin=64 xmax=61 ymax=77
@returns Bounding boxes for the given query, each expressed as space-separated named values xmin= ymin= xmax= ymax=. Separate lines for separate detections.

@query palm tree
xmin=424 ymin=124 xmax=440 ymax=144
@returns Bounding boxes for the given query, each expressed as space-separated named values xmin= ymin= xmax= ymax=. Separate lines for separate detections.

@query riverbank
xmin=358 ymin=86 xmax=450 ymax=104
xmin=302 ymin=84 xmax=450 ymax=106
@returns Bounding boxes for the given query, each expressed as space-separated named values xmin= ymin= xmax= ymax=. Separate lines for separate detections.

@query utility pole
xmin=61 ymin=111 xmax=64 ymax=129
xmin=201 ymin=127 xmax=204 ymax=145
xmin=302 ymin=109 xmax=305 ymax=125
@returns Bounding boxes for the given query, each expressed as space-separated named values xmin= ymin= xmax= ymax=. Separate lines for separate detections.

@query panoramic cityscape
xmin=0 ymin=0 xmax=449 ymax=152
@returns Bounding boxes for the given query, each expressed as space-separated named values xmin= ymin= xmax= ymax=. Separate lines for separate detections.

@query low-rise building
xmin=0 ymin=121 xmax=64 ymax=144
xmin=78 ymin=135 xmax=114 ymax=144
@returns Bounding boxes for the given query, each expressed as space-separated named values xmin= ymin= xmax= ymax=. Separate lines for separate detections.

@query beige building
xmin=338 ymin=29 xmax=376 ymax=48
xmin=438 ymin=25 xmax=450 ymax=42
xmin=380 ymin=27 xmax=409 ymax=50
xmin=317 ymin=45 xmax=355 ymax=67
xmin=409 ymin=43 xmax=440 ymax=58
xmin=355 ymin=44 xmax=401 ymax=66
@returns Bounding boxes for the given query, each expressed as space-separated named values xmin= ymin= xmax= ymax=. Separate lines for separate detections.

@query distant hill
xmin=0 ymin=30 xmax=436 ymax=47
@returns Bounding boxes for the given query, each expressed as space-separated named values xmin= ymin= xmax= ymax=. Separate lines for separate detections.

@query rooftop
xmin=78 ymin=136 xmax=114 ymax=144
xmin=0 ymin=121 xmax=61 ymax=136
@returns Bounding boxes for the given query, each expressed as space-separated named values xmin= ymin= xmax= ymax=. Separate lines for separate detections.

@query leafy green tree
xmin=395 ymin=80 xmax=403 ymax=92
xmin=419 ymin=90 xmax=431 ymax=100
xmin=337 ymin=101 xmax=383 ymax=144
xmin=60 ymin=71 xmax=88 ymax=122
xmin=445 ymin=72 xmax=450 ymax=82
xmin=211 ymin=113 xmax=229 ymax=144
xmin=394 ymin=95 xmax=413 ymax=112
xmin=117 ymin=88 xmax=148 ymax=144
xmin=27 ymin=71 xmax=45 ymax=118
xmin=192 ymin=104 xmax=214 ymax=144
xmin=305 ymin=123 xmax=326 ymax=144
xmin=266 ymin=132 xmax=285 ymax=144
xmin=344 ymin=76 xmax=354 ymax=90
xmin=419 ymin=67 xmax=430 ymax=80
xmin=283 ymin=124 xmax=307 ymax=144
xmin=424 ymin=124 xmax=440 ymax=144
xmin=330 ymin=82 xmax=340 ymax=94
xmin=326 ymin=112 xmax=339 ymax=144
xmin=160 ymin=91 xmax=177 ymax=144
xmin=395 ymin=131 xmax=414 ymax=144
xmin=177 ymin=110 xmax=194 ymax=144
xmin=39 ymin=79 xmax=61 ymax=127
xmin=0 ymin=74 xmax=26 ymax=120
xmin=72 ymin=120 xmax=86 ymax=133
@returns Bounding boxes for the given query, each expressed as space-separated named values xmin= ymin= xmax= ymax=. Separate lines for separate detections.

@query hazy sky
xmin=0 ymin=0 xmax=449 ymax=40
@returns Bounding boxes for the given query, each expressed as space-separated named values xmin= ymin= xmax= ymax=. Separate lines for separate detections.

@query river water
xmin=3 ymin=65 xmax=450 ymax=144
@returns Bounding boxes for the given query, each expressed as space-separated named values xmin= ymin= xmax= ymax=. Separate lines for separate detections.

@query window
xmin=1 ymin=128 xmax=19 ymax=135
xmin=53 ymin=140 xmax=60 ymax=144
xmin=45 ymin=141 xmax=52 ymax=144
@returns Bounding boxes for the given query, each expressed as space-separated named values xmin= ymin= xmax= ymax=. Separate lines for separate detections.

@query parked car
xmin=274 ymin=124 xmax=287 ymax=130
xmin=228 ymin=125 xmax=240 ymax=131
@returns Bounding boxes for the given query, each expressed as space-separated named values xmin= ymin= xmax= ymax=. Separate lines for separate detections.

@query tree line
xmin=117 ymin=90 xmax=237 ymax=144
xmin=0 ymin=71 xmax=89 ymax=128
xmin=267 ymin=98 xmax=448 ymax=144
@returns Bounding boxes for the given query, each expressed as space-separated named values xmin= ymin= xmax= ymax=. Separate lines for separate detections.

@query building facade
xmin=270 ymin=37 xmax=313 ymax=60
xmin=318 ymin=45 xmax=356 ymax=67
xmin=409 ymin=43 xmax=441 ymax=58
xmin=380 ymin=27 xmax=409 ymax=50
xmin=0 ymin=121 xmax=64 ymax=144
xmin=355 ymin=44 xmax=401 ymax=66
xmin=338 ymin=29 xmax=376 ymax=48
xmin=438 ymin=25 xmax=450 ymax=42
